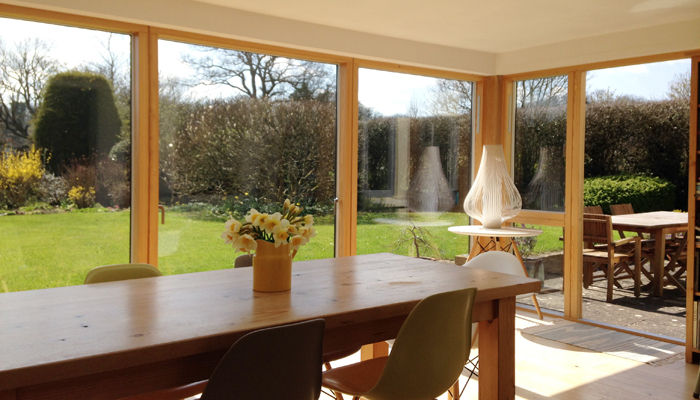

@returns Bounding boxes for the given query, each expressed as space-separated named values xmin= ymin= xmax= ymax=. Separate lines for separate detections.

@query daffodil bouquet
xmin=221 ymin=199 xmax=316 ymax=256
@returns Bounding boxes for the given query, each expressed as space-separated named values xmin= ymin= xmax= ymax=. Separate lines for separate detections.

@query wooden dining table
xmin=0 ymin=253 xmax=540 ymax=400
xmin=611 ymin=211 xmax=688 ymax=296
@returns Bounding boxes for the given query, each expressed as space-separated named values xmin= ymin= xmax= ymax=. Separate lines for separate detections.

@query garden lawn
xmin=0 ymin=209 xmax=564 ymax=293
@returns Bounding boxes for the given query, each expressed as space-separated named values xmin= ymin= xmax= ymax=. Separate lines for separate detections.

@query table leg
xmin=652 ymin=229 xmax=666 ymax=297
xmin=478 ymin=297 xmax=516 ymax=400
xmin=360 ymin=341 xmax=389 ymax=361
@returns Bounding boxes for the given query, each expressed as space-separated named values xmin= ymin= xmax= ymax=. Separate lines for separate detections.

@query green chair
xmin=322 ymin=287 xmax=477 ymax=400
xmin=84 ymin=263 xmax=161 ymax=284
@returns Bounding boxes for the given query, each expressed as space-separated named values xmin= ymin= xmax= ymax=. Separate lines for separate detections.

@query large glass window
xmin=512 ymin=76 xmax=568 ymax=314
xmin=356 ymin=68 xmax=473 ymax=261
xmin=157 ymin=40 xmax=337 ymax=273
xmin=582 ymin=59 xmax=690 ymax=339
xmin=0 ymin=18 xmax=132 ymax=292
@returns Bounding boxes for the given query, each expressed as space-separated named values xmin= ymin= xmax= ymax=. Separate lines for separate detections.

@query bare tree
xmin=0 ymin=38 xmax=59 ymax=142
xmin=183 ymin=48 xmax=332 ymax=100
xmin=515 ymin=76 xmax=568 ymax=107
xmin=667 ymin=71 xmax=691 ymax=101
xmin=431 ymin=80 xmax=472 ymax=116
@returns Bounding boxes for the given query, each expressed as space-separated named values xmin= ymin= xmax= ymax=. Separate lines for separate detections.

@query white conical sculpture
xmin=463 ymin=144 xmax=522 ymax=229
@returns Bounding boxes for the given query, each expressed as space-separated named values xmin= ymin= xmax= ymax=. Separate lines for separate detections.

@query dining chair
xmin=199 ymin=319 xmax=325 ymax=400
xmin=234 ymin=254 xmax=253 ymax=268
xmin=84 ymin=263 xmax=161 ymax=284
xmin=582 ymin=213 xmax=642 ymax=302
xmin=235 ymin=250 xmax=357 ymax=400
xmin=322 ymin=287 xmax=477 ymax=400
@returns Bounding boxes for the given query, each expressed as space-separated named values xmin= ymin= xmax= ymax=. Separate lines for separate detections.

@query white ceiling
xmin=195 ymin=0 xmax=700 ymax=53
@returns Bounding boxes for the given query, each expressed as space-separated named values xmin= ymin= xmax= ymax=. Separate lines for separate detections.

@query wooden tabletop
xmin=610 ymin=211 xmax=688 ymax=230
xmin=0 ymin=253 xmax=540 ymax=394
xmin=448 ymin=225 xmax=542 ymax=237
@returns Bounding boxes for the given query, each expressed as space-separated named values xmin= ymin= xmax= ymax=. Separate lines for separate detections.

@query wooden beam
xmin=335 ymin=60 xmax=359 ymax=257
xmin=686 ymin=56 xmax=699 ymax=362
xmin=563 ymin=71 xmax=586 ymax=319
xmin=131 ymin=27 xmax=152 ymax=264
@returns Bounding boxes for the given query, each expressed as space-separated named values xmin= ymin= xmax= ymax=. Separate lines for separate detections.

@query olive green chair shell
xmin=322 ymin=287 xmax=477 ymax=400
xmin=84 ymin=263 xmax=161 ymax=284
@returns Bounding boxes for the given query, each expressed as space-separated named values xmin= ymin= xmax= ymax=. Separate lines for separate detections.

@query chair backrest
xmin=583 ymin=205 xmax=604 ymax=215
xmin=84 ymin=263 xmax=161 ymax=284
xmin=464 ymin=251 xmax=524 ymax=277
xmin=610 ymin=203 xmax=634 ymax=215
xmin=583 ymin=214 xmax=613 ymax=246
xmin=364 ymin=288 xmax=477 ymax=400
xmin=200 ymin=319 xmax=325 ymax=400
xmin=234 ymin=254 xmax=253 ymax=268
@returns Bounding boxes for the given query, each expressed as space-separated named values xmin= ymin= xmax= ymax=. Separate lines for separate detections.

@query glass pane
xmin=514 ymin=76 xmax=568 ymax=212
xmin=356 ymin=68 xmax=473 ymax=261
xmin=582 ymin=59 xmax=691 ymax=340
xmin=0 ymin=18 xmax=132 ymax=292
xmin=158 ymin=40 xmax=337 ymax=273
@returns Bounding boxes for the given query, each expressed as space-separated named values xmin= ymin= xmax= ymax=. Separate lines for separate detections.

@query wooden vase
xmin=252 ymin=239 xmax=292 ymax=292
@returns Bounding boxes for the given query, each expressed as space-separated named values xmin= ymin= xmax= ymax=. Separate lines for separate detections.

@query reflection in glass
xmin=514 ymin=76 xmax=568 ymax=212
xmin=357 ymin=69 xmax=473 ymax=260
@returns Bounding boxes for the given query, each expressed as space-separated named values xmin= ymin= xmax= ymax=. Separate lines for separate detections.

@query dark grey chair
xmin=200 ymin=319 xmax=325 ymax=400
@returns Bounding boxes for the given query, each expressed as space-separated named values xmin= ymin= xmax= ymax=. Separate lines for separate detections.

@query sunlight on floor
xmin=320 ymin=312 xmax=698 ymax=400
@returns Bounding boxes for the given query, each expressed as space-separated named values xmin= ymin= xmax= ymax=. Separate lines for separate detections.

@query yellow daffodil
xmin=303 ymin=214 xmax=314 ymax=226
xmin=224 ymin=218 xmax=242 ymax=233
xmin=246 ymin=209 xmax=262 ymax=225
xmin=289 ymin=234 xmax=307 ymax=250
xmin=235 ymin=234 xmax=257 ymax=253
xmin=220 ymin=231 xmax=239 ymax=245
xmin=300 ymin=226 xmax=317 ymax=239
xmin=273 ymin=229 xmax=289 ymax=247
xmin=262 ymin=212 xmax=282 ymax=233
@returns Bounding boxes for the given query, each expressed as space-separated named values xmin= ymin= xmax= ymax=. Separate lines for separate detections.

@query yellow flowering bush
xmin=68 ymin=185 xmax=96 ymax=208
xmin=222 ymin=199 xmax=316 ymax=256
xmin=0 ymin=147 xmax=44 ymax=209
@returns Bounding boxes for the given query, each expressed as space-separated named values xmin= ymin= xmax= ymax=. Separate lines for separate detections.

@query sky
xmin=0 ymin=17 xmax=692 ymax=116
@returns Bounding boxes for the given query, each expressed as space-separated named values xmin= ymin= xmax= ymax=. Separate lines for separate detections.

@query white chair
xmin=464 ymin=251 xmax=543 ymax=318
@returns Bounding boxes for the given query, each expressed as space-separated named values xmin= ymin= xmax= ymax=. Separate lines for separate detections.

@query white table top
xmin=448 ymin=225 xmax=543 ymax=237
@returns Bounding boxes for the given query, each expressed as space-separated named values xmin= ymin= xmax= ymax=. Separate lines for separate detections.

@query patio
xmin=517 ymin=252 xmax=686 ymax=340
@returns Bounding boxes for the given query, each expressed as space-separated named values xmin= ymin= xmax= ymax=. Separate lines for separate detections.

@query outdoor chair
xmin=322 ymin=287 xmax=477 ymax=400
xmin=583 ymin=205 xmax=604 ymax=214
xmin=582 ymin=213 xmax=642 ymax=302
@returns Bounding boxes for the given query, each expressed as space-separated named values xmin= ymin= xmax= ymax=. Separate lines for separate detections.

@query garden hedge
xmin=583 ymin=174 xmax=676 ymax=214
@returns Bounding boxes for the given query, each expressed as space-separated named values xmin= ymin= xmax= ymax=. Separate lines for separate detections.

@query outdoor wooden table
xmin=610 ymin=211 xmax=688 ymax=296
xmin=0 ymin=253 xmax=540 ymax=400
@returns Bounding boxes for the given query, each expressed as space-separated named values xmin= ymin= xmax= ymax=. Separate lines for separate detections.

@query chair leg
xmin=606 ymin=263 xmax=614 ymax=302
xmin=531 ymin=293 xmax=543 ymax=320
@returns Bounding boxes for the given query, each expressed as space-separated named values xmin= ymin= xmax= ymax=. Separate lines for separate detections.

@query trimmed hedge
xmin=583 ymin=175 xmax=676 ymax=214
xmin=34 ymin=72 xmax=121 ymax=174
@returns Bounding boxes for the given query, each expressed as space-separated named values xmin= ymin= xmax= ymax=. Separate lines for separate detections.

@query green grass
xmin=0 ymin=208 xmax=564 ymax=293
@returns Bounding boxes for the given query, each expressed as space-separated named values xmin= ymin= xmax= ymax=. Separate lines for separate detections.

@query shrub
xmin=37 ymin=173 xmax=68 ymax=205
xmin=68 ymin=185 xmax=96 ymax=208
xmin=583 ymin=175 xmax=676 ymax=214
xmin=34 ymin=72 xmax=121 ymax=174
xmin=0 ymin=147 xmax=45 ymax=209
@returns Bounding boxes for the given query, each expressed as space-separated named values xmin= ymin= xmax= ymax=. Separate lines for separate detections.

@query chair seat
xmin=322 ymin=356 xmax=388 ymax=396
xmin=583 ymin=250 xmax=633 ymax=262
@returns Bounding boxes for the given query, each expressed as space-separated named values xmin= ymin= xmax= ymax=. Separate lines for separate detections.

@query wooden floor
xmin=321 ymin=313 xmax=699 ymax=400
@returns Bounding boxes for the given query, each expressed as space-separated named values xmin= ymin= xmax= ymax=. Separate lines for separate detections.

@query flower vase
xmin=252 ymin=239 xmax=292 ymax=292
